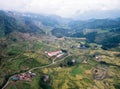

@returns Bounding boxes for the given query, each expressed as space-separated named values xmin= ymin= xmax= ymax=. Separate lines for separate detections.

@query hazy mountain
xmin=0 ymin=10 xmax=46 ymax=37
xmin=74 ymin=10 xmax=120 ymax=20
xmin=52 ymin=17 xmax=120 ymax=50
xmin=69 ymin=18 xmax=120 ymax=31
xmin=0 ymin=10 xmax=120 ymax=50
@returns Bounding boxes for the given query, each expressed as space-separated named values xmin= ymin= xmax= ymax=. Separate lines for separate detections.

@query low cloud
xmin=0 ymin=0 xmax=120 ymax=18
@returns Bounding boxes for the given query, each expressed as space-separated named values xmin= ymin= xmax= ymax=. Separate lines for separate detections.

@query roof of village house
xmin=47 ymin=50 xmax=62 ymax=57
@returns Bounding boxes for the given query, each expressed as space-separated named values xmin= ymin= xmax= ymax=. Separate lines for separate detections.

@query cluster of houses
xmin=11 ymin=72 xmax=36 ymax=81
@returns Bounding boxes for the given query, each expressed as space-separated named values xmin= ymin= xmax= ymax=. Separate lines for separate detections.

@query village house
xmin=56 ymin=53 xmax=64 ymax=58
xmin=94 ymin=55 xmax=101 ymax=62
xmin=45 ymin=49 xmax=68 ymax=64
xmin=46 ymin=50 xmax=62 ymax=57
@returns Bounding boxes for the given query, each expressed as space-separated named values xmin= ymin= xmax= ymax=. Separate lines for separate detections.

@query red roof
xmin=47 ymin=50 xmax=62 ymax=57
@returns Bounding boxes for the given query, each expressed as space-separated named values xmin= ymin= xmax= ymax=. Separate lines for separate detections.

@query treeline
xmin=51 ymin=27 xmax=120 ymax=49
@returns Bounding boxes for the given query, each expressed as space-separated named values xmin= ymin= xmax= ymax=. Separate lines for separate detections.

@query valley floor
xmin=0 ymin=35 xmax=120 ymax=89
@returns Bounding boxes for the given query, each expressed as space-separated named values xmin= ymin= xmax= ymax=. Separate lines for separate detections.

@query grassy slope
xmin=2 ymin=37 xmax=120 ymax=89
xmin=0 ymin=32 xmax=54 ymax=88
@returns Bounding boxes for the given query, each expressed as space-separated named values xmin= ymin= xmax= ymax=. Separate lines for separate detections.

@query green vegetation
xmin=0 ymin=10 xmax=120 ymax=89
xmin=71 ymin=66 xmax=83 ymax=76
xmin=51 ymin=18 xmax=120 ymax=50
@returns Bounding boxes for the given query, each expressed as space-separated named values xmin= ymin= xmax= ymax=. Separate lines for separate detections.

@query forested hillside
xmin=52 ymin=18 xmax=120 ymax=50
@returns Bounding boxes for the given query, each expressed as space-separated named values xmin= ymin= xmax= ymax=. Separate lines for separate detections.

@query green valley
xmin=0 ymin=10 xmax=120 ymax=89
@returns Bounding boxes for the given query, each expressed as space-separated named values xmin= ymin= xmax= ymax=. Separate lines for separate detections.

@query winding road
xmin=2 ymin=54 xmax=69 ymax=89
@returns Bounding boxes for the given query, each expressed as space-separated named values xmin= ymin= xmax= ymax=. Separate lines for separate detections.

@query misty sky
xmin=0 ymin=0 xmax=120 ymax=19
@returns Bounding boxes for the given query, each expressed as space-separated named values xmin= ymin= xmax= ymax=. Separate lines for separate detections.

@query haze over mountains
xmin=0 ymin=0 xmax=120 ymax=20
xmin=0 ymin=10 xmax=120 ymax=50
xmin=74 ymin=10 xmax=120 ymax=20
